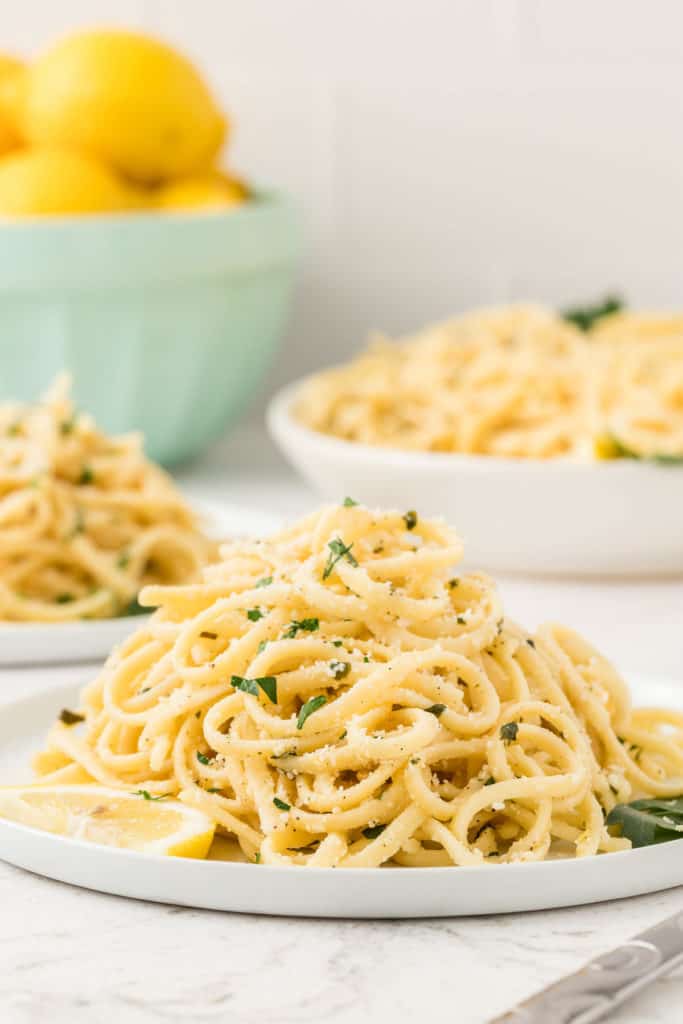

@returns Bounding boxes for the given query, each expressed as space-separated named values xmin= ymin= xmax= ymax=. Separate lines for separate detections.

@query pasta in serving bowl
xmin=292 ymin=304 xmax=683 ymax=461
xmin=0 ymin=375 xmax=216 ymax=624
xmin=20 ymin=501 xmax=683 ymax=869
xmin=268 ymin=305 xmax=683 ymax=575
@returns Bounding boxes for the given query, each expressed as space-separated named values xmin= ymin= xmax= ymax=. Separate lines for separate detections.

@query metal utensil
xmin=492 ymin=909 xmax=683 ymax=1023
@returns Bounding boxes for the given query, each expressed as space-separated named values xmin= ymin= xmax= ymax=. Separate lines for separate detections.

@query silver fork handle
xmin=492 ymin=909 xmax=683 ymax=1023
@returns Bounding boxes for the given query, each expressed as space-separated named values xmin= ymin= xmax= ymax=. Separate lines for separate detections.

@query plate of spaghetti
xmin=0 ymin=376 xmax=223 ymax=664
xmin=268 ymin=303 xmax=683 ymax=574
xmin=0 ymin=501 xmax=682 ymax=917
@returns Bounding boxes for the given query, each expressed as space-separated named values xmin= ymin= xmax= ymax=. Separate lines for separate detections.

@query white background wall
xmin=6 ymin=1 xmax=683 ymax=386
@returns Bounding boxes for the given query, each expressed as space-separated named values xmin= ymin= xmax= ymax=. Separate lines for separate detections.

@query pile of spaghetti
xmin=34 ymin=502 xmax=683 ymax=867
xmin=0 ymin=376 xmax=215 ymax=621
xmin=295 ymin=305 xmax=683 ymax=460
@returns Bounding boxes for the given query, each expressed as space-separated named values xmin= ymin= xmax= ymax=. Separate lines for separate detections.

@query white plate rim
xmin=2 ymin=676 xmax=683 ymax=918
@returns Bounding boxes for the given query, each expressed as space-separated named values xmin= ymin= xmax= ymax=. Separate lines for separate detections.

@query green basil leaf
xmin=323 ymin=537 xmax=358 ymax=580
xmin=297 ymin=695 xmax=327 ymax=730
xmin=607 ymin=796 xmax=683 ymax=848
xmin=425 ymin=703 xmax=446 ymax=717
xmin=282 ymin=617 xmax=319 ymax=639
xmin=362 ymin=824 xmax=386 ymax=840
xmin=58 ymin=708 xmax=84 ymax=725
xmin=562 ymin=295 xmax=623 ymax=331
xmin=231 ymin=675 xmax=278 ymax=704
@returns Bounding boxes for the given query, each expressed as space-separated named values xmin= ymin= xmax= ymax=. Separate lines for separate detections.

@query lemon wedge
xmin=0 ymin=785 xmax=215 ymax=858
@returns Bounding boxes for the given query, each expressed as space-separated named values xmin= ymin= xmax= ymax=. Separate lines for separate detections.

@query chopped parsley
xmin=273 ymin=797 xmax=291 ymax=811
xmin=247 ymin=608 xmax=264 ymax=622
xmin=329 ymin=660 xmax=351 ymax=680
xmin=650 ymin=453 xmax=683 ymax=465
xmin=596 ymin=432 xmax=683 ymax=464
xmin=323 ymin=537 xmax=358 ymax=580
xmin=58 ymin=708 xmax=85 ymax=725
xmin=78 ymin=465 xmax=94 ymax=485
xmin=297 ymin=695 xmax=327 ymax=729
xmin=500 ymin=722 xmax=519 ymax=742
xmin=526 ymin=638 xmax=536 ymax=648
xmin=68 ymin=508 xmax=85 ymax=539
xmin=425 ymin=703 xmax=447 ymax=717
xmin=562 ymin=295 xmax=623 ymax=332
xmin=60 ymin=416 xmax=77 ymax=435
xmin=116 ymin=552 xmax=130 ymax=570
xmin=56 ymin=593 xmax=74 ymax=604
xmin=255 ymin=576 xmax=273 ymax=588
xmin=231 ymin=674 xmax=278 ymax=705
xmin=362 ymin=824 xmax=386 ymax=840
xmin=257 ymin=640 xmax=268 ymax=653
xmin=332 ymin=639 xmax=344 ymax=648
xmin=254 ymin=851 xmax=261 ymax=863
xmin=343 ymin=497 xmax=358 ymax=507
xmin=196 ymin=751 xmax=212 ymax=766
xmin=123 ymin=596 xmax=148 ymax=617
xmin=484 ymin=777 xmax=495 ymax=786
xmin=282 ymin=617 xmax=319 ymax=639
xmin=403 ymin=510 xmax=418 ymax=531
xmin=135 ymin=790 xmax=167 ymax=802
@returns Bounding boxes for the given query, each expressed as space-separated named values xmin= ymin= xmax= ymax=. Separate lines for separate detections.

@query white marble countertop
xmin=2 ymin=424 xmax=683 ymax=1024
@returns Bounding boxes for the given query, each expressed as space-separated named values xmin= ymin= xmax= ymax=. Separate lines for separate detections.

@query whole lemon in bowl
xmin=0 ymin=54 xmax=24 ymax=155
xmin=19 ymin=29 xmax=226 ymax=184
xmin=0 ymin=147 xmax=138 ymax=216
xmin=156 ymin=170 xmax=247 ymax=211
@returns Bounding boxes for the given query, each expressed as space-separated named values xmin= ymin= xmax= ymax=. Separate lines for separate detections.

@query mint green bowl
xmin=0 ymin=192 xmax=300 ymax=465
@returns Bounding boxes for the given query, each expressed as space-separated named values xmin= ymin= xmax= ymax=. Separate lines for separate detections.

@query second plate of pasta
xmin=268 ymin=305 xmax=683 ymax=575
xmin=0 ymin=376 xmax=282 ymax=665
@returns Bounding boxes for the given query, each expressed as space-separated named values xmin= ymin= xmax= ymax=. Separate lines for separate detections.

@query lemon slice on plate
xmin=0 ymin=785 xmax=215 ymax=858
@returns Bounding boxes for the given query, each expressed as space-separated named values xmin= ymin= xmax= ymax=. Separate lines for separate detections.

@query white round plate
xmin=1 ymin=674 xmax=682 ymax=918
xmin=0 ymin=499 xmax=282 ymax=667
xmin=268 ymin=379 xmax=683 ymax=576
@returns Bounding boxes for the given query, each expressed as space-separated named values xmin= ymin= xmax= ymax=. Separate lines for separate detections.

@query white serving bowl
xmin=268 ymin=379 xmax=683 ymax=576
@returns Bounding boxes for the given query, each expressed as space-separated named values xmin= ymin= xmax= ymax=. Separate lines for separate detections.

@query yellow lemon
xmin=21 ymin=29 xmax=227 ymax=184
xmin=156 ymin=170 xmax=247 ymax=211
xmin=0 ymin=147 xmax=138 ymax=217
xmin=0 ymin=54 xmax=24 ymax=155
xmin=0 ymin=784 xmax=215 ymax=857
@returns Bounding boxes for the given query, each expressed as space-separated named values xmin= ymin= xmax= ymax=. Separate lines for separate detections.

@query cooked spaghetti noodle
xmin=33 ymin=502 xmax=683 ymax=866
xmin=295 ymin=305 xmax=683 ymax=461
xmin=0 ymin=376 xmax=215 ymax=622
